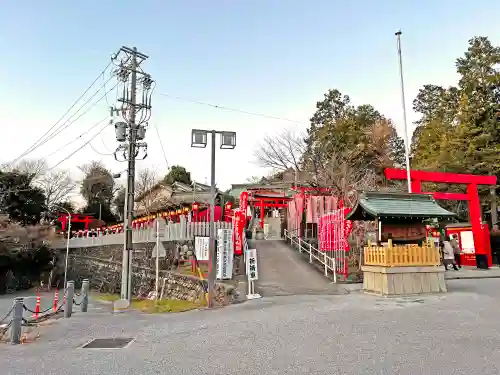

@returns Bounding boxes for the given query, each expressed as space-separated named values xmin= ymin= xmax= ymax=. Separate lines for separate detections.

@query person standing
xmin=451 ymin=234 xmax=462 ymax=269
xmin=442 ymin=238 xmax=459 ymax=271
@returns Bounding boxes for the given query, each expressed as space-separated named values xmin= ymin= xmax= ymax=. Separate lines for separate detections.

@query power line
xmin=153 ymin=123 xmax=170 ymax=170
xmin=159 ymin=93 xmax=308 ymax=124
xmin=27 ymin=80 xmax=117 ymax=156
xmin=45 ymin=116 xmax=110 ymax=158
xmin=11 ymin=60 xmax=113 ymax=164
xmin=47 ymin=119 xmax=110 ymax=171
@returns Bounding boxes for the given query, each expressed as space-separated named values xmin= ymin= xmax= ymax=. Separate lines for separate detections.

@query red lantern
xmin=192 ymin=202 xmax=199 ymax=211
xmin=225 ymin=201 xmax=233 ymax=210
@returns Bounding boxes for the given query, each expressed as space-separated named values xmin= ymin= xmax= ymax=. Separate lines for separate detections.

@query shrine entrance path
xmin=253 ymin=240 xmax=346 ymax=297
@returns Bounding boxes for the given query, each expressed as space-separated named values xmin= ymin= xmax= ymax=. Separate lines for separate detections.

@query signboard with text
xmin=246 ymin=248 xmax=258 ymax=281
xmin=194 ymin=236 xmax=210 ymax=261
xmin=216 ymin=229 xmax=233 ymax=280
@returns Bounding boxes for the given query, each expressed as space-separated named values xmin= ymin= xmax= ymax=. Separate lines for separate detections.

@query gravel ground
xmin=1 ymin=278 xmax=500 ymax=374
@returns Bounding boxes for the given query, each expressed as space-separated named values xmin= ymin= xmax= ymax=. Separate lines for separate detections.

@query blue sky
xmin=1 ymin=0 xmax=499 ymax=201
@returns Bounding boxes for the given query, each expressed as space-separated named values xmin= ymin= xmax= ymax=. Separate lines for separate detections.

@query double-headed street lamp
xmin=191 ymin=129 xmax=236 ymax=308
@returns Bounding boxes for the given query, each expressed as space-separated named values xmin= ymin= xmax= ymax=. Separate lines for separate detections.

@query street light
xmin=190 ymin=129 xmax=236 ymax=308
xmin=52 ymin=204 xmax=71 ymax=291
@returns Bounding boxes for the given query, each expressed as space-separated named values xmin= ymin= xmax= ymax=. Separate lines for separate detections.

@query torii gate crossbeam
xmin=385 ymin=168 xmax=497 ymax=268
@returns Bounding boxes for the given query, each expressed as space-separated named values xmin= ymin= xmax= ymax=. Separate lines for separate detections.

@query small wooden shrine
xmin=347 ymin=192 xmax=457 ymax=296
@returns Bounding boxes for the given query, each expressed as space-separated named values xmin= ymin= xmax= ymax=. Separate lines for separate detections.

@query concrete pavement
xmin=2 ymin=278 xmax=500 ymax=374
xmin=253 ymin=240 xmax=343 ymax=296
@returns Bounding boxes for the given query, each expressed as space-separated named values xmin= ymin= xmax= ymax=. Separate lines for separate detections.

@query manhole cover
xmin=81 ymin=338 xmax=135 ymax=349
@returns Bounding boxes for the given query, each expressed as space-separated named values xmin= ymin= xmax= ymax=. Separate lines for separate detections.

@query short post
xmin=298 ymin=237 xmax=302 ymax=253
xmin=10 ymin=297 xmax=23 ymax=345
xmin=309 ymin=243 xmax=313 ymax=263
xmin=81 ymin=279 xmax=90 ymax=313
xmin=324 ymin=252 xmax=328 ymax=276
xmin=64 ymin=281 xmax=75 ymax=318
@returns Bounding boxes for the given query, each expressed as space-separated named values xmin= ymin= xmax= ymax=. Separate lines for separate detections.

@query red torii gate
xmin=57 ymin=213 xmax=93 ymax=231
xmin=384 ymin=168 xmax=497 ymax=267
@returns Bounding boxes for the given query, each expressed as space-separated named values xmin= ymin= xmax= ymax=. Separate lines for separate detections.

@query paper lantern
xmin=183 ymin=207 xmax=189 ymax=213
xmin=176 ymin=208 xmax=182 ymax=215
xmin=192 ymin=202 xmax=199 ymax=211
xmin=225 ymin=201 xmax=233 ymax=210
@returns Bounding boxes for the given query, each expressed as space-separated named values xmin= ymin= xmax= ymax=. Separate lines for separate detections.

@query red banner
xmin=233 ymin=209 xmax=245 ymax=255
xmin=239 ymin=192 xmax=249 ymax=216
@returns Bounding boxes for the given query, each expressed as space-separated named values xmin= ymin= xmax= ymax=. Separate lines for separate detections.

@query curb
xmin=445 ymin=275 xmax=500 ymax=280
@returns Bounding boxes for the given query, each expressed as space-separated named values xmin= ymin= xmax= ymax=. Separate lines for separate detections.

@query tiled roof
xmin=346 ymin=192 xmax=457 ymax=220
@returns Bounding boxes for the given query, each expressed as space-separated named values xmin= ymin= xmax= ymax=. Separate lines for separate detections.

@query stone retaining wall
xmin=57 ymin=241 xmax=238 ymax=304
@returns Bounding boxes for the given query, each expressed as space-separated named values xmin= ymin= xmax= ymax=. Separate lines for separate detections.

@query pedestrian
xmin=442 ymin=237 xmax=458 ymax=271
xmin=451 ymin=234 xmax=461 ymax=268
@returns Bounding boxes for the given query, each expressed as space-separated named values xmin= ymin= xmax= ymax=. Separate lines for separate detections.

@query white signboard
xmin=216 ymin=229 xmax=233 ymax=280
xmin=195 ymin=236 xmax=210 ymax=261
xmin=246 ymin=248 xmax=258 ymax=281
xmin=151 ymin=242 xmax=166 ymax=258
xmin=460 ymin=231 xmax=475 ymax=254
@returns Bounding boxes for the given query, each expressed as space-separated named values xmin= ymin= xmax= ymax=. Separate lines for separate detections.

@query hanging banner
xmin=240 ymin=192 xmax=249 ymax=215
xmin=234 ymin=209 xmax=243 ymax=255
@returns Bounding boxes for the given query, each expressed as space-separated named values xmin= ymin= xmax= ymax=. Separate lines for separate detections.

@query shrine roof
xmin=346 ymin=191 xmax=457 ymax=221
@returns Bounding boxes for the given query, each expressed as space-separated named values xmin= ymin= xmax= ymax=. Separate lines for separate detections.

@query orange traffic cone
xmin=32 ymin=294 xmax=41 ymax=319
xmin=53 ymin=289 xmax=59 ymax=312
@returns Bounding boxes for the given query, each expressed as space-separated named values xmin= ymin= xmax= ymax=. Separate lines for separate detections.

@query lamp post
xmin=191 ymin=129 xmax=236 ymax=308
xmin=52 ymin=204 xmax=71 ymax=290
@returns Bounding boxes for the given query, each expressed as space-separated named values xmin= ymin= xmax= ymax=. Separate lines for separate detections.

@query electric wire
xmin=47 ymin=119 xmax=110 ymax=171
xmin=11 ymin=60 xmax=113 ymax=164
xmin=153 ymin=123 xmax=170 ymax=170
xmin=29 ymin=80 xmax=117 ymax=153
xmin=45 ymin=116 xmax=110 ymax=158
xmin=159 ymin=93 xmax=308 ymax=124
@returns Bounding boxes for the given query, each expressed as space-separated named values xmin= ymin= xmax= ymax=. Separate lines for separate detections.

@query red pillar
xmin=60 ymin=216 xmax=67 ymax=231
xmin=467 ymin=183 xmax=491 ymax=266
xmin=260 ymin=199 xmax=265 ymax=228
xmin=411 ymin=179 xmax=422 ymax=193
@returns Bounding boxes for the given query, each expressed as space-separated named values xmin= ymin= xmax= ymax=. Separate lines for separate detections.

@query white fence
xmin=284 ymin=229 xmax=337 ymax=283
xmin=52 ymin=220 xmax=233 ymax=249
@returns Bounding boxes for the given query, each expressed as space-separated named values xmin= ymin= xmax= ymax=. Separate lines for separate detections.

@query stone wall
xmin=56 ymin=240 xmax=239 ymax=304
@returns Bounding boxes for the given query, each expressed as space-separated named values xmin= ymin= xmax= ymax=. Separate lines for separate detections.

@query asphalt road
xmin=2 ymin=278 xmax=500 ymax=374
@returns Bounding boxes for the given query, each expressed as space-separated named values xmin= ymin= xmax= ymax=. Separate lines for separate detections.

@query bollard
xmin=10 ymin=297 xmax=23 ymax=345
xmin=64 ymin=281 xmax=75 ymax=318
xmin=81 ymin=279 xmax=90 ymax=313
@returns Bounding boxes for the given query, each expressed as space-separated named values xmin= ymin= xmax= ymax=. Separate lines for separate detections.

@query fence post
xmin=324 ymin=252 xmax=328 ymax=276
xmin=64 ymin=281 xmax=75 ymax=318
xmin=298 ymin=237 xmax=302 ymax=253
xmin=10 ymin=297 xmax=23 ymax=345
xmin=309 ymin=243 xmax=313 ymax=263
xmin=81 ymin=279 xmax=90 ymax=312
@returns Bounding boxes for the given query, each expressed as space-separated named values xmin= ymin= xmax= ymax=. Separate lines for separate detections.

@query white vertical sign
xmin=216 ymin=229 xmax=233 ymax=280
xmin=195 ymin=236 xmax=209 ymax=261
xmin=246 ymin=248 xmax=258 ymax=281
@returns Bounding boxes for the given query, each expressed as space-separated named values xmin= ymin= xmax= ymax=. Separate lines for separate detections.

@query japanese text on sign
xmin=246 ymin=248 xmax=258 ymax=281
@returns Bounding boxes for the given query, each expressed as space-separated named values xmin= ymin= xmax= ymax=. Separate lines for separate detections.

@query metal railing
xmin=51 ymin=221 xmax=232 ymax=249
xmin=284 ymin=229 xmax=337 ymax=283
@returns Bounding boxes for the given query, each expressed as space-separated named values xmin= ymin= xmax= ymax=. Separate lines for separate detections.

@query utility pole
xmin=111 ymin=46 xmax=153 ymax=303
xmin=395 ymin=30 xmax=412 ymax=193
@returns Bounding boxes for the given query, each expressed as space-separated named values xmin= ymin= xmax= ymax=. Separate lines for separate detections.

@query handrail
xmin=283 ymin=229 xmax=337 ymax=283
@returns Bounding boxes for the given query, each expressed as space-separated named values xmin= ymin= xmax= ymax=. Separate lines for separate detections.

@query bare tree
xmin=1 ymin=158 xmax=48 ymax=183
xmin=38 ymin=170 xmax=76 ymax=208
xmin=254 ymin=130 xmax=306 ymax=171
xmin=135 ymin=168 xmax=167 ymax=215
xmin=313 ymin=149 xmax=379 ymax=207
